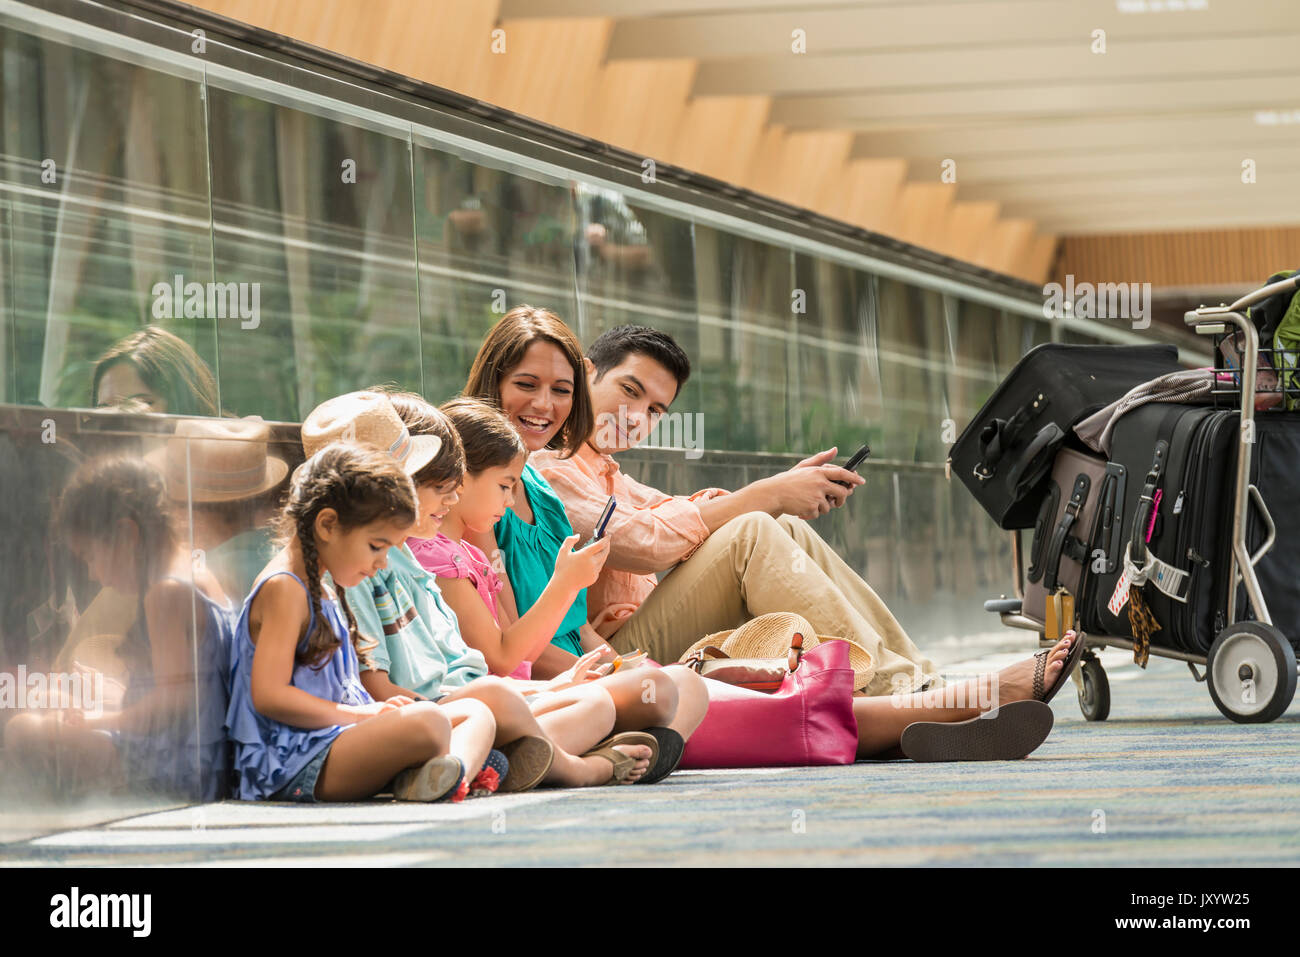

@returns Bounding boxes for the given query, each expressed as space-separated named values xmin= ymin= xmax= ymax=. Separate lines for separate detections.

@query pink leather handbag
xmin=679 ymin=639 xmax=860 ymax=769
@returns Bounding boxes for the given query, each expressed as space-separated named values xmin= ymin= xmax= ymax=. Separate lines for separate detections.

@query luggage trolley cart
xmin=983 ymin=276 xmax=1300 ymax=723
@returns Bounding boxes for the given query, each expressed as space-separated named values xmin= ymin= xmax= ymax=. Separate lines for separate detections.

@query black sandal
xmin=636 ymin=727 xmax=685 ymax=785
xmin=900 ymin=700 xmax=1055 ymax=762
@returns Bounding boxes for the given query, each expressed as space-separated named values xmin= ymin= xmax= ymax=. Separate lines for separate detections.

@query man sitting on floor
xmin=532 ymin=324 xmax=943 ymax=696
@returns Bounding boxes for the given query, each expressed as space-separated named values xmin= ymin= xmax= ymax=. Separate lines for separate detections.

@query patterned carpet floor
xmin=3 ymin=646 xmax=1297 ymax=867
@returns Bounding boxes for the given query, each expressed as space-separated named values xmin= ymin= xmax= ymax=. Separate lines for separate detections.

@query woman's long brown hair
xmin=462 ymin=305 xmax=593 ymax=458
xmin=92 ymin=325 xmax=220 ymax=417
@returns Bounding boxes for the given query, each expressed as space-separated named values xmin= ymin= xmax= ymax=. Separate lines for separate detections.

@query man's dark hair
xmin=586 ymin=325 xmax=691 ymax=396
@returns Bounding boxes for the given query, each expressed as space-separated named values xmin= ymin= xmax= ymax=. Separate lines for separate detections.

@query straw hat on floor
xmin=679 ymin=611 xmax=874 ymax=692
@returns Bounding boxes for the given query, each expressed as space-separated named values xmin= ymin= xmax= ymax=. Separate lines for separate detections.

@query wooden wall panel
xmin=1057 ymin=228 xmax=1300 ymax=288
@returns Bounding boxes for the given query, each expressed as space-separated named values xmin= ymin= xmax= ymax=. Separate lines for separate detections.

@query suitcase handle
xmin=975 ymin=393 xmax=1052 ymax=479
xmin=1130 ymin=440 xmax=1168 ymax=569
xmin=1043 ymin=472 xmax=1091 ymax=592
xmin=1098 ymin=463 xmax=1127 ymax=574
xmin=1003 ymin=422 xmax=1065 ymax=497
xmin=1026 ymin=481 xmax=1060 ymax=584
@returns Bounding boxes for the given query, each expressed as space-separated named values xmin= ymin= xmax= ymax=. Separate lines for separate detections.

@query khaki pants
xmin=609 ymin=512 xmax=941 ymax=696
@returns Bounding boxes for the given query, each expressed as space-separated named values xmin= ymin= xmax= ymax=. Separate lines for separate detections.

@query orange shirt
xmin=532 ymin=445 xmax=729 ymax=625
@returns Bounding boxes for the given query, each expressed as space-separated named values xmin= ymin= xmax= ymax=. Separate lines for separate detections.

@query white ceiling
xmin=500 ymin=0 xmax=1300 ymax=235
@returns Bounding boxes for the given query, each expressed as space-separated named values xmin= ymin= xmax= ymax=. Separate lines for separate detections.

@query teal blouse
xmin=494 ymin=462 xmax=587 ymax=656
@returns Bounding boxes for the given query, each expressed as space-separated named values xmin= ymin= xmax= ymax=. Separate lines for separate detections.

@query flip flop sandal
xmin=900 ymin=700 xmax=1055 ymax=763
xmin=390 ymin=755 xmax=465 ymax=802
xmin=1035 ymin=632 xmax=1088 ymax=704
xmin=498 ymin=735 xmax=555 ymax=793
xmin=636 ymin=727 xmax=685 ymax=785
xmin=583 ymin=731 xmax=659 ymax=786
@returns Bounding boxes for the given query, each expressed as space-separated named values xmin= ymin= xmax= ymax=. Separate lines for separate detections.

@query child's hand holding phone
xmin=548 ymin=647 xmax=608 ymax=690
xmin=554 ymin=533 xmax=610 ymax=592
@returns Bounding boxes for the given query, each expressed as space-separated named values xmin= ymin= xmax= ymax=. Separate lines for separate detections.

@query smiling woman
xmin=464 ymin=305 xmax=593 ymax=461
xmin=462 ymin=307 xmax=601 ymax=666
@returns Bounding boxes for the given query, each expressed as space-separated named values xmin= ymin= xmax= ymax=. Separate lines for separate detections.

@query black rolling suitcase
xmin=950 ymin=343 xmax=1182 ymax=529
xmin=1080 ymin=404 xmax=1239 ymax=655
xmin=1236 ymin=411 xmax=1300 ymax=652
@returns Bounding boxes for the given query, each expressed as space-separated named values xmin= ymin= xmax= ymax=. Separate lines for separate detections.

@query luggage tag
xmin=1045 ymin=588 xmax=1074 ymax=640
xmin=1147 ymin=554 xmax=1190 ymax=603
xmin=1108 ymin=544 xmax=1149 ymax=617
xmin=1107 ymin=540 xmax=1189 ymax=614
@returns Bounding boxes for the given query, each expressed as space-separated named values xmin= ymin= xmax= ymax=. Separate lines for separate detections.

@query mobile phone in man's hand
xmin=832 ymin=443 xmax=872 ymax=488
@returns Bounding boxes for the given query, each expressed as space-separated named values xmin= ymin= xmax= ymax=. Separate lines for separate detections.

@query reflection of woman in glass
xmin=4 ymin=458 xmax=232 ymax=801
xmin=91 ymin=325 xmax=219 ymax=416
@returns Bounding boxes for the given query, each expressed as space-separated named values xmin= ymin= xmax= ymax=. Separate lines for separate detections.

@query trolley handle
xmin=1184 ymin=274 xmax=1300 ymax=326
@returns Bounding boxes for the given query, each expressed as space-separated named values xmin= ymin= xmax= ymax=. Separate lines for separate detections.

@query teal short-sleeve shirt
xmin=493 ymin=462 xmax=587 ymax=656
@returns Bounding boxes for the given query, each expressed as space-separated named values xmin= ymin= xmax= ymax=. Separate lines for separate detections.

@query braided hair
xmin=277 ymin=443 xmax=417 ymax=669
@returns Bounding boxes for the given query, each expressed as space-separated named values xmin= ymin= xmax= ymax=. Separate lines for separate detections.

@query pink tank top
xmin=408 ymin=534 xmax=531 ymax=680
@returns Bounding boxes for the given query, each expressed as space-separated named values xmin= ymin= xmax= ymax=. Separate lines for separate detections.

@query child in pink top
xmin=410 ymin=398 xmax=610 ymax=683
xmin=409 ymin=534 xmax=531 ymax=680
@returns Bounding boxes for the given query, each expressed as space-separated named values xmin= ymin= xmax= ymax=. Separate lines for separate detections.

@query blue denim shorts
xmin=270 ymin=743 xmax=332 ymax=803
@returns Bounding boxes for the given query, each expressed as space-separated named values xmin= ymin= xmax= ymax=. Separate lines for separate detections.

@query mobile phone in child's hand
xmin=599 ymin=649 xmax=647 ymax=674
xmin=623 ymin=651 xmax=649 ymax=670
xmin=580 ymin=495 xmax=616 ymax=549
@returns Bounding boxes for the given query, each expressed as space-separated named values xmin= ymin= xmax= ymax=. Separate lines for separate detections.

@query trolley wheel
xmin=1206 ymin=622 xmax=1297 ymax=724
xmin=1077 ymin=654 xmax=1110 ymax=722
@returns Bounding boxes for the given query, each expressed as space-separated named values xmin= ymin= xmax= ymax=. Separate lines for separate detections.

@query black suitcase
xmin=1081 ymin=404 xmax=1239 ymax=655
xmin=950 ymin=343 xmax=1182 ymax=529
xmin=1236 ymin=411 xmax=1300 ymax=652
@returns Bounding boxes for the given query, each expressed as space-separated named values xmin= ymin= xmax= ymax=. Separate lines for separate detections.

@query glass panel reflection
xmin=573 ymin=186 xmax=701 ymax=446
xmin=0 ymin=25 xmax=215 ymax=410
xmin=206 ymin=88 xmax=421 ymax=421
xmin=0 ymin=406 xmax=300 ymax=830
xmin=413 ymin=141 xmax=579 ymax=402
xmin=874 ymin=276 xmax=950 ymax=463
xmin=794 ymin=254 xmax=883 ymax=455
xmin=693 ymin=225 xmax=796 ymax=453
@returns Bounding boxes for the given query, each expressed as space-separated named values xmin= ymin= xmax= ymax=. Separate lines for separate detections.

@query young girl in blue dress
xmin=226 ymin=443 xmax=495 ymax=803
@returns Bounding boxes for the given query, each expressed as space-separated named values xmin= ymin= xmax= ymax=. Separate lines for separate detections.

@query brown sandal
xmin=1035 ymin=631 xmax=1088 ymax=703
xmin=498 ymin=735 xmax=555 ymax=793
xmin=582 ymin=732 xmax=659 ymax=786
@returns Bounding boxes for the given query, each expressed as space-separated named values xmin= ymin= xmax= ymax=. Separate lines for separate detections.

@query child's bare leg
xmin=853 ymin=635 xmax=1073 ymax=758
xmin=439 ymin=678 xmax=640 ymax=786
xmin=661 ymin=665 xmax=708 ymax=740
xmin=4 ymin=712 xmax=123 ymax=792
xmin=592 ymin=668 xmax=679 ymax=732
xmin=528 ymin=685 xmax=649 ymax=785
xmin=524 ymin=684 xmax=614 ymax=754
xmin=439 ymin=677 xmax=567 ymax=747
xmin=433 ymin=698 xmax=496 ymax=780
xmin=315 ymin=702 xmax=451 ymax=801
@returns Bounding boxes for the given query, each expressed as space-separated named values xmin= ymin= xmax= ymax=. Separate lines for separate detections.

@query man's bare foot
xmin=996 ymin=632 xmax=1075 ymax=705
xmin=577 ymin=744 xmax=653 ymax=787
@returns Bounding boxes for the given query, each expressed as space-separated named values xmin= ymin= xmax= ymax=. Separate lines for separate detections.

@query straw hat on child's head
xmin=678 ymin=611 xmax=874 ymax=692
xmin=301 ymin=391 xmax=441 ymax=475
